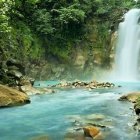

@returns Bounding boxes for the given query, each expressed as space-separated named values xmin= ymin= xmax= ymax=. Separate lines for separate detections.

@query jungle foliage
xmin=0 ymin=0 xmax=138 ymax=62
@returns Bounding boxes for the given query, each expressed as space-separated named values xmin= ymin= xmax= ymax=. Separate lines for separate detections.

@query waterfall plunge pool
xmin=0 ymin=82 xmax=140 ymax=140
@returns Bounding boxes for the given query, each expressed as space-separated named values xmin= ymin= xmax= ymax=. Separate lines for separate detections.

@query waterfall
xmin=114 ymin=9 xmax=140 ymax=81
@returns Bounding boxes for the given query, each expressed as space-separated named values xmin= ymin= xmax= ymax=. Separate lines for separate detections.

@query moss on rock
xmin=0 ymin=84 xmax=30 ymax=108
xmin=134 ymin=96 xmax=140 ymax=115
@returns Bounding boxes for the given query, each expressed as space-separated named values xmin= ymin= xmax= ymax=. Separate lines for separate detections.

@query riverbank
xmin=119 ymin=91 xmax=140 ymax=132
xmin=0 ymin=84 xmax=139 ymax=140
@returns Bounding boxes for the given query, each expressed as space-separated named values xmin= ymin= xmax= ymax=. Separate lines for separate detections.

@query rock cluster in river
xmin=119 ymin=92 xmax=140 ymax=115
xmin=119 ymin=92 xmax=140 ymax=133
xmin=65 ymin=114 xmax=113 ymax=140
xmin=51 ymin=80 xmax=115 ymax=89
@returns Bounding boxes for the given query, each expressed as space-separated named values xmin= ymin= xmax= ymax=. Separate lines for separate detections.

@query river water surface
xmin=0 ymin=81 xmax=140 ymax=140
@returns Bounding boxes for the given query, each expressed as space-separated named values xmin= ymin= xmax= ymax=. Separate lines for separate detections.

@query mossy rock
xmin=6 ymin=59 xmax=25 ymax=75
xmin=134 ymin=96 xmax=140 ymax=115
xmin=0 ymin=84 xmax=30 ymax=108
xmin=119 ymin=92 xmax=140 ymax=103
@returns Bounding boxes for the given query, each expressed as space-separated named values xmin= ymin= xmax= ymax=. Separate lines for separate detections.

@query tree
xmin=33 ymin=9 xmax=54 ymax=35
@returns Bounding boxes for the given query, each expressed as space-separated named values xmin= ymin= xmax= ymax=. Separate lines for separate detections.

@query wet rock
xmin=60 ymin=81 xmax=70 ymax=87
xmin=66 ymin=114 xmax=110 ymax=140
xmin=84 ymin=114 xmax=105 ymax=121
xmin=66 ymin=114 xmax=105 ymax=122
xmin=52 ymin=80 xmax=115 ymax=89
xmin=29 ymin=78 xmax=35 ymax=86
xmin=119 ymin=92 xmax=140 ymax=103
xmin=66 ymin=113 xmax=113 ymax=130
xmin=119 ymin=92 xmax=140 ymax=134
xmin=118 ymin=92 xmax=140 ymax=116
xmin=134 ymin=96 xmax=140 ymax=115
xmin=66 ymin=115 xmax=81 ymax=122
xmin=133 ymin=116 xmax=140 ymax=133
xmin=65 ymin=126 xmax=105 ymax=140
xmin=20 ymin=85 xmax=55 ymax=95
xmin=30 ymin=135 xmax=50 ymax=140
xmin=83 ymin=126 xmax=100 ymax=138
xmin=19 ymin=76 xmax=32 ymax=86
xmin=86 ymin=123 xmax=106 ymax=129
xmin=0 ymin=84 xmax=30 ymax=108
xmin=134 ymin=105 xmax=140 ymax=116
xmin=64 ymin=127 xmax=85 ymax=140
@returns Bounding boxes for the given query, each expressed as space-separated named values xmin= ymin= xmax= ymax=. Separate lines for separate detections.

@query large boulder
xmin=0 ymin=84 xmax=30 ymax=108
xmin=83 ymin=126 xmax=101 ymax=139
xmin=119 ymin=92 xmax=140 ymax=103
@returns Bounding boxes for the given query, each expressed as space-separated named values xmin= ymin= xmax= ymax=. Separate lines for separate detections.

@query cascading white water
xmin=114 ymin=9 xmax=140 ymax=81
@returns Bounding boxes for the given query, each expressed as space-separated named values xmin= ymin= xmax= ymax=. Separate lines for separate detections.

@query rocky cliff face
xmin=0 ymin=5 xmax=125 ymax=81
xmin=25 ymin=6 xmax=125 ymax=80
xmin=25 ymin=43 xmax=116 ymax=80
xmin=25 ymin=21 xmax=119 ymax=80
xmin=0 ymin=26 xmax=119 ymax=81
